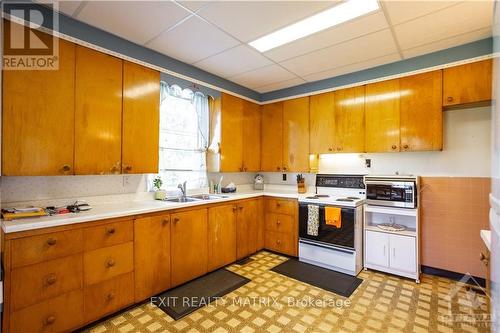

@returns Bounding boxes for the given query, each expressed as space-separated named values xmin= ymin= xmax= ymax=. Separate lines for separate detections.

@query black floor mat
xmin=271 ymin=259 xmax=362 ymax=297
xmin=235 ymin=257 xmax=254 ymax=265
xmin=153 ymin=269 xmax=250 ymax=320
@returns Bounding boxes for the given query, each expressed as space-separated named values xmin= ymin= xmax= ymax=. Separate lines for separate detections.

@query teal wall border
xmin=3 ymin=2 xmax=494 ymax=103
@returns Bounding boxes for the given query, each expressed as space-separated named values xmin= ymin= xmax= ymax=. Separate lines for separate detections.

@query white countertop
xmin=481 ymin=229 xmax=491 ymax=251
xmin=2 ymin=190 xmax=309 ymax=234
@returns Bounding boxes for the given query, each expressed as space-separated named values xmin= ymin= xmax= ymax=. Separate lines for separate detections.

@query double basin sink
xmin=164 ymin=194 xmax=229 ymax=203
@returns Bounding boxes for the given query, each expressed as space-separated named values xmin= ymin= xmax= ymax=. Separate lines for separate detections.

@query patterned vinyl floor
xmin=84 ymin=251 xmax=491 ymax=333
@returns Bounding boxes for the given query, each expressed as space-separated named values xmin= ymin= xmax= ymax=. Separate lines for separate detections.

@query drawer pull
xmin=232 ymin=206 xmax=238 ymax=212
xmin=276 ymin=240 xmax=281 ymax=245
xmin=276 ymin=203 xmax=281 ymax=208
xmin=45 ymin=274 xmax=57 ymax=286
xmin=173 ymin=217 xmax=180 ymax=224
xmin=276 ymin=220 xmax=281 ymax=225
xmin=46 ymin=238 xmax=57 ymax=246
xmin=162 ymin=218 xmax=169 ymax=225
xmin=106 ymin=259 xmax=116 ymax=268
xmin=447 ymin=96 xmax=454 ymax=102
xmin=44 ymin=316 xmax=56 ymax=325
xmin=106 ymin=227 xmax=116 ymax=235
xmin=106 ymin=293 xmax=116 ymax=302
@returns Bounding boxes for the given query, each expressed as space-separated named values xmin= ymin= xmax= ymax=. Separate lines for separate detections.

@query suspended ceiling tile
xmin=196 ymin=0 xmax=339 ymax=42
xmin=279 ymin=29 xmax=398 ymax=77
xmin=229 ymin=65 xmax=297 ymax=89
xmin=393 ymin=1 xmax=493 ymax=50
xmin=75 ymin=1 xmax=191 ymax=45
xmin=302 ymin=53 xmax=402 ymax=82
xmin=146 ymin=15 xmax=240 ymax=64
xmin=175 ymin=0 xmax=211 ymax=12
xmin=402 ymin=27 xmax=492 ymax=60
xmin=194 ymin=44 xmax=273 ymax=78
xmin=57 ymin=1 xmax=83 ymax=17
xmin=383 ymin=0 xmax=460 ymax=25
xmin=255 ymin=77 xmax=307 ymax=93
xmin=264 ymin=11 xmax=388 ymax=62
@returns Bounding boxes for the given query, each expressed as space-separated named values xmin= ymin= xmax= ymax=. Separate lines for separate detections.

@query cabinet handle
xmin=328 ymin=147 xmax=333 ymax=152
xmin=403 ymin=144 xmax=409 ymax=150
xmin=46 ymin=238 xmax=57 ymax=246
xmin=276 ymin=202 xmax=281 ymax=208
xmin=106 ymin=293 xmax=115 ymax=302
xmin=283 ymin=166 xmax=288 ymax=171
xmin=480 ymin=252 xmax=490 ymax=265
xmin=276 ymin=220 xmax=281 ymax=225
xmin=383 ymin=245 xmax=386 ymax=256
xmin=44 ymin=316 xmax=56 ymax=326
xmin=243 ymin=167 xmax=247 ymax=172
xmin=232 ymin=206 xmax=238 ymax=212
xmin=336 ymin=147 xmax=341 ymax=151
xmin=276 ymin=240 xmax=281 ymax=245
xmin=239 ymin=167 xmax=243 ymax=172
xmin=106 ymin=227 xmax=116 ymax=235
xmin=277 ymin=166 xmax=281 ymax=171
xmin=238 ymin=206 xmax=243 ymax=210
xmin=173 ymin=217 xmax=180 ymax=223
xmin=124 ymin=165 xmax=132 ymax=173
xmin=45 ymin=274 xmax=57 ymax=286
xmin=447 ymin=96 xmax=454 ymax=102
xmin=391 ymin=145 xmax=397 ymax=150
xmin=393 ymin=248 xmax=396 ymax=258
xmin=61 ymin=164 xmax=71 ymax=173
xmin=106 ymin=259 xmax=116 ymax=268
xmin=162 ymin=218 xmax=169 ymax=226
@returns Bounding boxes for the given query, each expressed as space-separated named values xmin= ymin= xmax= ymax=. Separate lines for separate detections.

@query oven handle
xmin=299 ymin=239 xmax=355 ymax=254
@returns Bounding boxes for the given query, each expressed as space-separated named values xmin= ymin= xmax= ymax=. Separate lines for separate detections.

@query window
xmin=157 ymin=82 xmax=209 ymax=190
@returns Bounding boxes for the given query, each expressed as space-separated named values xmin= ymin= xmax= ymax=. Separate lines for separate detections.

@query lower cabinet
xmin=171 ymin=208 xmax=208 ymax=287
xmin=208 ymin=204 xmax=237 ymax=271
xmin=134 ymin=215 xmax=171 ymax=302
xmin=264 ymin=197 xmax=298 ymax=256
xmin=236 ymin=199 xmax=261 ymax=259
xmin=365 ymin=230 xmax=417 ymax=278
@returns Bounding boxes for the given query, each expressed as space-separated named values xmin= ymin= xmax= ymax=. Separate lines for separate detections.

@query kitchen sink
xmin=164 ymin=197 xmax=200 ymax=203
xmin=188 ymin=194 xmax=229 ymax=200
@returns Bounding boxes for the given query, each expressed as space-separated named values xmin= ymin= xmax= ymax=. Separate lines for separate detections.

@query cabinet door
xmin=283 ymin=97 xmax=310 ymax=172
xmin=365 ymin=79 xmax=400 ymax=152
xmin=75 ymin=46 xmax=123 ymax=174
xmin=134 ymin=215 xmax=171 ymax=302
xmin=389 ymin=234 xmax=416 ymax=273
xmin=242 ymin=100 xmax=261 ymax=172
xmin=2 ymin=38 xmax=75 ymax=176
xmin=365 ymin=230 xmax=389 ymax=268
xmin=261 ymin=102 xmax=283 ymax=171
xmin=171 ymin=209 xmax=208 ymax=286
xmin=208 ymin=204 xmax=237 ymax=271
xmin=334 ymin=86 xmax=365 ymax=152
xmin=236 ymin=200 xmax=260 ymax=259
xmin=400 ymin=71 xmax=443 ymax=151
xmin=443 ymin=59 xmax=492 ymax=107
xmin=122 ymin=61 xmax=160 ymax=174
xmin=310 ymin=92 xmax=335 ymax=154
xmin=220 ymin=93 xmax=244 ymax=172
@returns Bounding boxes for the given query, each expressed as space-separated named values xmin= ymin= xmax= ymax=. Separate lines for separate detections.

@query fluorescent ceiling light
xmin=249 ymin=0 xmax=379 ymax=52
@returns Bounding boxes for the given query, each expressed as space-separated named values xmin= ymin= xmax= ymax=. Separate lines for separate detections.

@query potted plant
xmin=153 ymin=176 xmax=166 ymax=200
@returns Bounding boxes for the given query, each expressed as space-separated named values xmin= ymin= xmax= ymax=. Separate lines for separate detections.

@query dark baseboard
xmin=421 ymin=265 xmax=486 ymax=288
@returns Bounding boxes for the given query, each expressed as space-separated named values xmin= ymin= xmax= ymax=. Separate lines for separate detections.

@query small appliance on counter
xmin=254 ymin=174 xmax=264 ymax=190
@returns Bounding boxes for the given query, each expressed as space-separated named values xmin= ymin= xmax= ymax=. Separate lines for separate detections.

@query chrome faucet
xmin=178 ymin=181 xmax=187 ymax=199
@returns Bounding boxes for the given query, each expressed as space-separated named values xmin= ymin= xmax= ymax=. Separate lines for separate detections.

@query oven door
xmin=298 ymin=203 xmax=355 ymax=250
xmin=365 ymin=181 xmax=416 ymax=208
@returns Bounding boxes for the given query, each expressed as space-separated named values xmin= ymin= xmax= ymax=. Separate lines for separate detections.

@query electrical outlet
xmin=123 ymin=175 xmax=130 ymax=187
xmin=365 ymin=159 xmax=371 ymax=168
xmin=282 ymin=174 xmax=287 ymax=181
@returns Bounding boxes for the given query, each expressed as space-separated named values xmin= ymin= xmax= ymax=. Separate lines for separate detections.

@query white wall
xmin=319 ymin=106 xmax=491 ymax=177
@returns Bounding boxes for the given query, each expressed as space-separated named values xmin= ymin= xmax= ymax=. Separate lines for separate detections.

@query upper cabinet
xmin=365 ymin=79 xmax=400 ymax=152
xmin=209 ymin=93 xmax=261 ymax=172
xmin=400 ymin=71 xmax=443 ymax=151
xmin=443 ymin=59 xmax=492 ymax=108
xmin=122 ymin=61 xmax=160 ymax=174
xmin=283 ymin=97 xmax=310 ymax=172
xmin=2 ymin=39 xmax=76 ymax=176
xmin=334 ymin=86 xmax=365 ymax=153
xmin=310 ymin=92 xmax=335 ymax=154
xmin=261 ymin=102 xmax=284 ymax=172
xmin=75 ymin=46 xmax=123 ymax=175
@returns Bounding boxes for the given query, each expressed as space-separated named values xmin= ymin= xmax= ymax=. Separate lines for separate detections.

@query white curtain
xmin=155 ymin=82 xmax=209 ymax=190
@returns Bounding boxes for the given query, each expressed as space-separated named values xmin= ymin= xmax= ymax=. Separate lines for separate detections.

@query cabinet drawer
xmin=265 ymin=230 xmax=296 ymax=256
xmin=83 ymin=242 xmax=134 ymax=285
xmin=11 ymin=229 xmax=83 ymax=268
xmin=11 ymin=254 xmax=83 ymax=311
xmin=84 ymin=220 xmax=133 ymax=251
xmin=265 ymin=213 xmax=294 ymax=234
xmin=84 ymin=272 xmax=134 ymax=323
xmin=265 ymin=198 xmax=296 ymax=215
xmin=11 ymin=289 xmax=84 ymax=333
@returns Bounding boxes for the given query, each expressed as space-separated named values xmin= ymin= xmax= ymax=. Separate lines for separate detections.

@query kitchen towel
xmin=325 ymin=207 xmax=342 ymax=228
xmin=307 ymin=205 xmax=319 ymax=236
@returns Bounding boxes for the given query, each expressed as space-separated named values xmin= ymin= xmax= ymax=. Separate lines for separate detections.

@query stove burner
xmin=336 ymin=198 xmax=354 ymax=202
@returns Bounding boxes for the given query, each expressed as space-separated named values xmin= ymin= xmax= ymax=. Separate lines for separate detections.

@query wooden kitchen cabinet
xmin=171 ymin=208 xmax=208 ymax=287
xmin=134 ymin=215 xmax=171 ymax=302
xmin=122 ymin=61 xmax=160 ymax=174
xmin=242 ymin=100 xmax=262 ymax=171
xmin=365 ymin=79 xmax=400 ymax=152
xmin=309 ymin=92 xmax=335 ymax=154
xmin=283 ymin=97 xmax=310 ymax=172
xmin=2 ymin=38 xmax=76 ymax=176
xmin=75 ymin=46 xmax=123 ymax=175
xmin=236 ymin=199 xmax=260 ymax=260
xmin=261 ymin=102 xmax=284 ymax=171
xmin=443 ymin=59 xmax=492 ymax=107
xmin=334 ymin=86 xmax=365 ymax=152
xmin=400 ymin=70 xmax=443 ymax=151
xmin=208 ymin=204 xmax=237 ymax=270
xmin=220 ymin=93 xmax=244 ymax=172
xmin=264 ymin=197 xmax=298 ymax=256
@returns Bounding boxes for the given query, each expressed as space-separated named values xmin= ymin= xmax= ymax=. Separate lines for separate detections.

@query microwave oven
xmin=365 ymin=176 xmax=417 ymax=208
